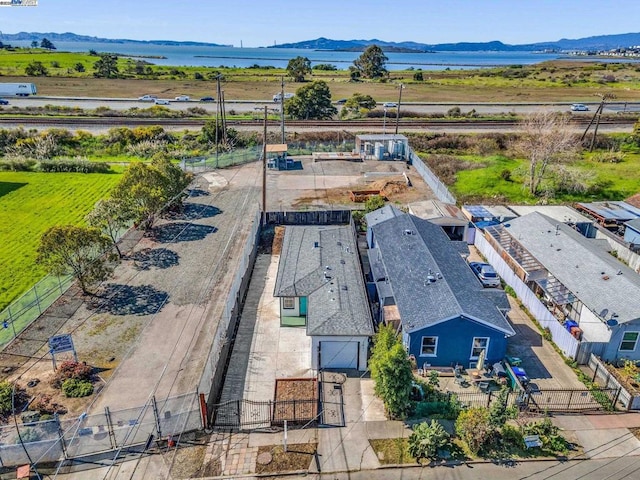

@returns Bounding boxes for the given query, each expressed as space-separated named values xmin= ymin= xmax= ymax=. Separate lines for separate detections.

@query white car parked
xmin=174 ymin=95 xmax=190 ymax=101
xmin=138 ymin=94 xmax=157 ymax=102
xmin=570 ymin=103 xmax=589 ymax=111
xmin=154 ymin=99 xmax=170 ymax=105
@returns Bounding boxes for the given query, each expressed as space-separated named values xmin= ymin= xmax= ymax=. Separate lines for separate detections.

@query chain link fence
xmin=0 ymin=392 xmax=201 ymax=468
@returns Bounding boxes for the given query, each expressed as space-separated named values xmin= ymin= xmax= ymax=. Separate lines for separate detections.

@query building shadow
xmin=130 ymin=247 xmax=180 ymax=270
xmin=90 ymin=284 xmax=169 ymax=316
xmin=152 ymin=222 xmax=217 ymax=243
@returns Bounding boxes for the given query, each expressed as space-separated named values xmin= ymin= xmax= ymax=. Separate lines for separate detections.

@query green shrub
xmin=408 ymin=420 xmax=450 ymax=461
xmin=15 ymin=428 xmax=41 ymax=443
xmin=61 ymin=378 xmax=94 ymax=398
xmin=523 ymin=417 xmax=569 ymax=453
xmin=50 ymin=360 xmax=93 ymax=388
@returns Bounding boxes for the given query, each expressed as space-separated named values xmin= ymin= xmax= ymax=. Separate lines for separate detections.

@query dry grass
xmin=255 ymin=443 xmax=317 ymax=474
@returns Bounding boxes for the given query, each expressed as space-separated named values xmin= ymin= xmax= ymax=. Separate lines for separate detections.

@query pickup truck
xmin=273 ymin=92 xmax=294 ymax=102
xmin=138 ymin=94 xmax=158 ymax=102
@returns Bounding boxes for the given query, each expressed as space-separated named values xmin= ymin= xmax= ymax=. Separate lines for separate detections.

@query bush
xmin=50 ymin=360 xmax=93 ymax=388
xmin=15 ymin=428 xmax=40 ymax=444
xmin=28 ymin=394 xmax=67 ymax=415
xmin=523 ymin=417 xmax=570 ymax=453
xmin=62 ymin=378 xmax=94 ymax=398
xmin=455 ymin=407 xmax=492 ymax=454
xmin=408 ymin=420 xmax=450 ymax=461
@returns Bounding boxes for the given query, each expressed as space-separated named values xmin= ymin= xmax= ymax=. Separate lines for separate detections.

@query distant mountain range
xmin=0 ymin=31 xmax=228 ymax=47
xmin=2 ymin=31 xmax=640 ymax=52
xmin=271 ymin=33 xmax=640 ymax=52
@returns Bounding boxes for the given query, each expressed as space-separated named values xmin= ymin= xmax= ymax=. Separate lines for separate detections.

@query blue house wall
xmin=406 ymin=316 xmax=509 ymax=369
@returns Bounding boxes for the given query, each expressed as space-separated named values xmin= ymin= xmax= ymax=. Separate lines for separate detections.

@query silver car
xmin=469 ymin=262 xmax=501 ymax=288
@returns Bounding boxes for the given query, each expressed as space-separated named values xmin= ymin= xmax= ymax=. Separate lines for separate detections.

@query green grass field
xmin=0 ymin=170 xmax=122 ymax=311
xmin=450 ymin=152 xmax=640 ymax=204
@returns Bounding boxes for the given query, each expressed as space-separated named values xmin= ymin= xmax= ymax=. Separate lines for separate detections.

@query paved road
xmin=4 ymin=95 xmax=640 ymax=115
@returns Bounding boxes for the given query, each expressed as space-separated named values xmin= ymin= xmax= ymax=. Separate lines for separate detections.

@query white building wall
xmin=578 ymin=306 xmax=612 ymax=343
xmin=280 ymin=297 xmax=300 ymax=317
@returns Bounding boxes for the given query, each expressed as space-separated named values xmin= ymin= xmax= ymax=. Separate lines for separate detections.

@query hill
xmin=0 ymin=31 xmax=227 ymax=47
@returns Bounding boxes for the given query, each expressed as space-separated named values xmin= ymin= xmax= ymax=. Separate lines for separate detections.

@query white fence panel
xmin=408 ymin=148 xmax=456 ymax=205
xmin=475 ymin=233 xmax=579 ymax=359
xmin=588 ymin=354 xmax=638 ymax=410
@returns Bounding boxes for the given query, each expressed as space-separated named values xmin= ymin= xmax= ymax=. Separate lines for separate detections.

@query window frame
xmin=470 ymin=337 xmax=490 ymax=359
xmin=620 ymin=331 xmax=639 ymax=352
xmin=420 ymin=336 xmax=438 ymax=357
xmin=282 ymin=297 xmax=295 ymax=310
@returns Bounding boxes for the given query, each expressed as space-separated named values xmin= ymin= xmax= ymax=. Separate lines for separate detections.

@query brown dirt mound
xmin=370 ymin=178 xmax=409 ymax=198
xmin=272 ymin=226 xmax=285 ymax=255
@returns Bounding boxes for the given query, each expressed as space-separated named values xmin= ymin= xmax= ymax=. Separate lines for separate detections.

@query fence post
xmin=34 ymin=285 xmax=42 ymax=315
xmin=105 ymin=407 xmax=116 ymax=449
xmin=592 ymin=362 xmax=599 ymax=383
xmin=568 ymin=390 xmax=574 ymax=409
xmin=613 ymin=387 xmax=623 ymax=411
xmin=152 ymin=396 xmax=162 ymax=440
xmin=486 ymin=390 xmax=492 ymax=409
xmin=55 ymin=413 xmax=68 ymax=460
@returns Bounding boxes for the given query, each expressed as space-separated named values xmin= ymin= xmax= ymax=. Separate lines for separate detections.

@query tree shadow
xmin=165 ymin=203 xmax=222 ymax=221
xmin=151 ymin=222 xmax=218 ymax=243
xmin=90 ymin=284 xmax=169 ymax=316
xmin=0 ymin=181 xmax=27 ymax=199
xmin=130 ymin=247 xmax=180 ymax=270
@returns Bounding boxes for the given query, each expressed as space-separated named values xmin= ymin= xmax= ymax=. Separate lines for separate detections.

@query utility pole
xmin=280 ymin=76 xmax=285 ymax=144
xmin=581 ymin=93 xmax=615 ymax=152
xmin=262 ymin=106 xmax=268 ymax=225
xmin=395 ymin=83 xmax=404 ymax=135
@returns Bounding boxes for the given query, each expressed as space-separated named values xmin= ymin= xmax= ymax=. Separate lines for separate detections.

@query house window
xmin=420 ymin=336 xmax=438 ymax=356
xmin=470 ymin=337 xmax=489 ymax=359
xmin=620 ymin=332 xmax=639 ymax=352
xmin=282 ymin=297 xmax=295 ymax=310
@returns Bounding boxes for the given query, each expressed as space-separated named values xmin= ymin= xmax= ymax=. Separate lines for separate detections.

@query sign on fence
xmin=48 ymin=334 xmax=77 ymax=369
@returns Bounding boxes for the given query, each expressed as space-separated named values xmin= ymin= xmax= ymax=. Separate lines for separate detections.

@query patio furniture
xmin=454 ymin=373 xmax=469 ymax=388
xmin=478 ymin=381 xmax=490 ymax=393
xmin=524 ymin=435 xmax=542 ymax=449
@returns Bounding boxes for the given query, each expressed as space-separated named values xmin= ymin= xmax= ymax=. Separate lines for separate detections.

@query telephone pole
xmin=395 ymin=83 xmax=404 ymax=135
xmin=280 ymin=77 xmax=286 ymax=144
xmin=262 ymin=106 xmax=268 ymax=224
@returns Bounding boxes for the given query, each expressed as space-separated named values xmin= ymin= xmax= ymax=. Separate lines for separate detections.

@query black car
xmin=0 ymin=98 xmax=9 ymax=105
xmin=335 ymin=98 xmax=347 ymax=105
xmin=200 ymin=96 xmax=215 ymax=102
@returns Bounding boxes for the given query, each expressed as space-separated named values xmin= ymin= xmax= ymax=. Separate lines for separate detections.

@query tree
xmin=369 ymin=324 xmax=413 ymax=419
xmin=30 ymin=40 xmax=39 ymax=48
xmin=408 ymin=420 xmax=450 ymax=461
xmin=413 ymin=71 xmax=424 ymax=81
xmin=340 ymin=92 xmax=377 ymax=119
xmin=513 ymin=111 xmax=579 ymax=196
xmin=36 ymin=225 xmax=113 ymax=294
xmin=40 ymin=38 xmax=56 ymax=50
xmin=284 ymin=81 xmax=337 ymax=120
xmin=352 ymin=45 xmax=388 ymax=79
xmin=286 ymin=56 xmax=312 ymax=82
xmin=455 ymin=407 xmax=492 ymax=454
xmin=488 ymin=386 xmax=517 ymax=427
xmin=85 ymin=197 xmax=133 ymax=258
xmin=25 ymin=61 xmax=49 ymax=76
xmin=93 ymin=54 xmax=119 ymax=79
xmin=112 ymin=158 xmax=192 ymax=229
xmin=74 ymin=62 xmax=86 ymax=73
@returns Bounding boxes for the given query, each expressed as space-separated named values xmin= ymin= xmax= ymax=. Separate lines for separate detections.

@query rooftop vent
xmin=403 ymin=229 xmax=414 ymax=236
xmin=313 ymin=241 xmax=319 ymax=248
xmin=340 ymin=259 xmax=345 ymax=265
xmin=341 ymin=285 xmax=348 ymax=291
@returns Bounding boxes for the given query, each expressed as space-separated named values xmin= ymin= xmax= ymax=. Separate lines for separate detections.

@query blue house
xmin=366 ymin=208 xmax=515 ymax=369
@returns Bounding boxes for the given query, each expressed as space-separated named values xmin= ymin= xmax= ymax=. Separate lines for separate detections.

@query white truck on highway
xmin=273 ymin=92 xmax=294 ymax=102
xmin=0 ymin=83 xmax=37 ymax=97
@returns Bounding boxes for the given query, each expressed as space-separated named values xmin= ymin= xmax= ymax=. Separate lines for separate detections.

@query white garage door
xmin=320 ymin=341 xmax=359 ymax=369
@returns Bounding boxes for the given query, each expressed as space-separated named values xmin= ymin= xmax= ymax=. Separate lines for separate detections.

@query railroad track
xmin=0 ymin=116 xmax=634 ymax=129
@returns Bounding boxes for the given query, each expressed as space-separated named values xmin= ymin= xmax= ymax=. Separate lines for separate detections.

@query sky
xmin=1 ymin=0 xmax=640 ymax=47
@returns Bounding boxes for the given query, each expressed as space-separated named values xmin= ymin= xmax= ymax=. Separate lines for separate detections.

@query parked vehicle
xmin=154 ymin=99 xmax=170 ymax=105
xmin=383 ymin=102 xmax=398 ymax=108
xmin=174 ymin=95 xmax=190 ymax=101
xmin=273 ymin=92 xmax=294 ymax=102
xmin=138 ymin=94 xmax=158 ymax=102
xmin=469 ymin=262 xmax=501 ymax=288
xmin=0 ymin=83 xmax=37 ymax=97
xmin=0 ymin=98 xmax=9 ymax=105
xmin=200 ymin=96 xmax=215 ymax=102
xmin=336 ymin=98 xmax=347 ymax=104
xmin=570 ymin=103 xmax=589 ymax=111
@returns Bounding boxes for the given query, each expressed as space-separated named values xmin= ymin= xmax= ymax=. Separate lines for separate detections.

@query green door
xmin=300 ymin=296 xmax=308 ymax=316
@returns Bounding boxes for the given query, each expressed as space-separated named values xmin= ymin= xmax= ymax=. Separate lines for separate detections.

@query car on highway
xmin=469 ymin=262 xmax=501 ymax=288
xmin=0 ymin=98 xmax=9 ymax=105
xmin=383 ymin=102 xmax=398 ymax=108
xmin=200 ymin=96 xmax=215 ymax=102
xmin=273 ymin=92 xmax=294 ymax=102
xmin=570 ymin=103 xmax=589 ymax=111
xmin=154 ymin=99 xmax=171 ymax=105
xmin=139 ymin=94 xmax=157 ymax=102
xmin=335 ymin=98 xmax=347 ymax=105
xmin=174 ymin=95 xmax=190 ymax=101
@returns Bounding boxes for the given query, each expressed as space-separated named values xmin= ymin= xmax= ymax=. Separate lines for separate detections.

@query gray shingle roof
xmin=274 ymin=226 xmax=373 ymax=337
xmin=370 ymin=212 xmax=514 ymax=335
xmin=505 ymin=212 xmax=640 ymax=325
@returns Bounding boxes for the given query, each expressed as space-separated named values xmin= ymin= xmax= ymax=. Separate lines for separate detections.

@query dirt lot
xmin=267 ymin=157 xmax=433 ymax=210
